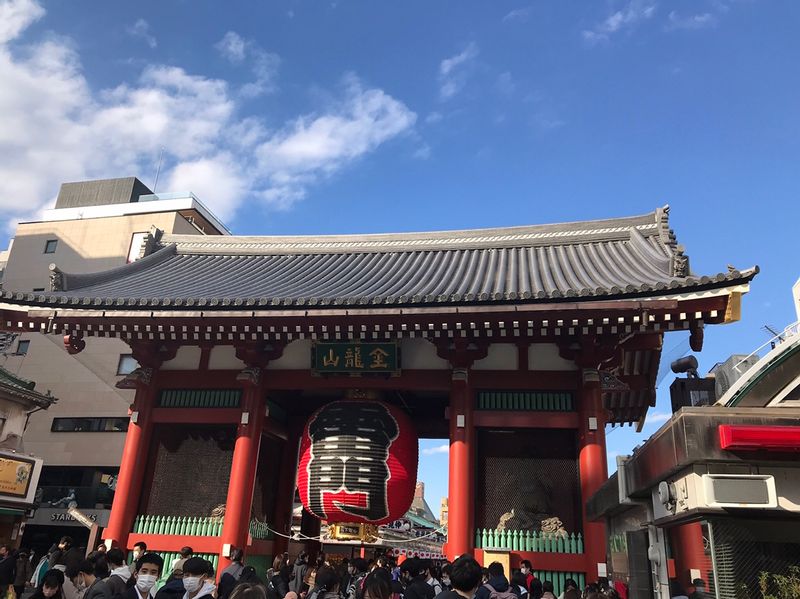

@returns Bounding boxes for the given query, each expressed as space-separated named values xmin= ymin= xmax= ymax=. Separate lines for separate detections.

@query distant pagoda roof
xmin=3 ymin=206 xmax=757 ymax=310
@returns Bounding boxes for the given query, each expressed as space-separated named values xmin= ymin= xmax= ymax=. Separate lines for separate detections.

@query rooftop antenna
xmin=152 ymin=146 xmax=165 ymax=194
xmin=762 ymin=324 xmax=783 ymax=349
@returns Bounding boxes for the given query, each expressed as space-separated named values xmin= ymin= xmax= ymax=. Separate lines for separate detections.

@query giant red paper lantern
xmin=297 ymin=400 xmax=418 ymax=525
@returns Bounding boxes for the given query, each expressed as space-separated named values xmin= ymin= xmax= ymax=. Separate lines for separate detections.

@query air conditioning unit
xmin=702 ymin=474 xmax=777 ymax=508
xmin=652 ymin=466 xmax=783 ymax=522
xmin=710 ymin=354 xmax=760 ymax=399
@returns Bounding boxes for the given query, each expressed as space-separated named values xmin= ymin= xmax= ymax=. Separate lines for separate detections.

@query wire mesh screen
xmin=710 ymin=517 xmax=800 ymax=599
xmin=475 ymin=429 xmax=580 ymax=533
xmin=144 ymin=425 xmax=235 ymax=517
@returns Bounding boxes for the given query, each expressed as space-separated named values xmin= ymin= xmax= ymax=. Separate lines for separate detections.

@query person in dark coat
xmin=14 ymin=548 xmax=32 ymax=598
xmin=218 ymin=548 xmax=245 ymax=599
xmin=509 ymin=572 xmax=528 ymax=599
xmin=153 ymin=578 xmax=185 ymax=599
xmin=49 ymin=538 xmax=82 ymax=572
xmin=0 ymin=544 xmax=17 ymax=596
xmin=122 ymin=553 xmax=164 ymax=599
xmin=401 ymin=559 xmax=435 ymax=599
xmin=179 ymin=557 xmax=216 ymax=599
xmin=474 ymin=563 xmax=512 ymax=599
xmin=430 ymin=556 xmax=482 ymax=599
xmin=289 ymin=553 xmax=308 ymax=595
xmin=271 ymin=566 xmax=292 ymax=599
xmin=29 ymin=570 xmax=65 ymax=599
xmin=105 ymin=549 xmax=131 ymax=599
xmin=66 ymin=559 xmax=112 ymax=599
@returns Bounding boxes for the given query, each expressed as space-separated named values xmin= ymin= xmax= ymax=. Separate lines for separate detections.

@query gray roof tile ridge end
xmin=56 ymin=243 xmax=178 ymax=292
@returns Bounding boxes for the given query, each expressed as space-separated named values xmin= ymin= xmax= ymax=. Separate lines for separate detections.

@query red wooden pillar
xmin=578 ymin=368 xmax=608 ymax=580
xmin=671 ymin=522 xmax=710 ymax=589
xmin=219 ymin=366 xmax=267 ymax=569
xmin=271 ymin=424 xmax=301 ymax=557
xmin=104 ymin=368 xmax=158 ymax=550
xmin=447 ymin=367 xmax=473 ymax=560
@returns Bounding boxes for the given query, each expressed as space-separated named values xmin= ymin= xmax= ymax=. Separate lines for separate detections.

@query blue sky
xmin=1 ymin=0 xmax=799 ymax=513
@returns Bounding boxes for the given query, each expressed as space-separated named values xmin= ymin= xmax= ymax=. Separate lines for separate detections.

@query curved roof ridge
xmin=54 ymin=244 xmax=178 ymax=292
xmin=160 ymin=208 xmax=667 ymax=256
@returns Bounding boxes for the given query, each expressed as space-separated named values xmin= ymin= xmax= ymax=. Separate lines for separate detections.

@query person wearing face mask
xmin=66 ymin=559 xmax=112 ymax=599
xmin=179 ymin=557 xmax=216 ymax=599
xmin=30 ymin=569 xmax=66 ymax=599
xmin=439 ymin=564 xmax=452 ymax=594
xmin=122 ymin=553 xmax=164 ymax=599
xmin=129 ymin=544 xmax=148 ymax=576
xmin=518 ymin=562 xmax=536 ymax=594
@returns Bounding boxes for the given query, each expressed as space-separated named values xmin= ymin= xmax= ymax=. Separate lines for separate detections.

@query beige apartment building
xmin=0 ymin=177 xmax=226 ymax=551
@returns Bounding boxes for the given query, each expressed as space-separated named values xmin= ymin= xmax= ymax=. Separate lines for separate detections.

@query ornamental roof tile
xmin=3 ymin=206 xmax=757 ymax=310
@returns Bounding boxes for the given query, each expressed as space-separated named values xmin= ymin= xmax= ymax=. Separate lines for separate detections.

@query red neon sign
xmin=719 ymin=424 xmax=800 ymax=451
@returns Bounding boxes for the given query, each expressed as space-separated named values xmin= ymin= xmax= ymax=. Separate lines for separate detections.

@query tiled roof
xmin=0 ymin=367 xmax=56 ymax=408
xmin=3 ymin=206 xmax=756 ymax=310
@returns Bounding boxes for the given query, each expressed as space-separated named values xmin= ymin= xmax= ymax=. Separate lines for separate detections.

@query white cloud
xmin=438 ymin=42 xmax=478 ymax=101
xmin=215 ymin=31 xmax=280 ymax=98
xmin=126 ymin=18 xmax=157 ymax=49
xmin=0 ymin=0 xmax=43 ymax=44
xmin=425 ymin=111 xmax=443 ymax=124
xmin=412 ymin=144 xmax=431 ymax=160
xmin=582 ymin=1 xmax=657 ymax=45
xmin=496 ymin=72 xmax=515 ymax=96
xmin=0 ymin=1 xmax=416 ymax=225
xmin=644 ymin=411 xmax=671 ymax=427
xmin=255 ymin=74 xmax=416 ymax=206
xmin=421 ymin=443 xmax=449 ymax=456
xmin=215 ymin=31 xmax=246 ymax=62
xmin=502 ymin=7 xmax=531 ymax=23
xmin=666 ymin=11 xmax=717 ymax=30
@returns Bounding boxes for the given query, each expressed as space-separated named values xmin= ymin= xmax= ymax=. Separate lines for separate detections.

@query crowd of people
xmin=0 ymin=536 xmax=218 ymax=599
xmin=0 ymin=540 xmax=706 ymax=599
xmin=262 ymin=552 xmax=624 ymax=599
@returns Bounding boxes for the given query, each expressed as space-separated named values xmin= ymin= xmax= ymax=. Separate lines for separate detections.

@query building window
xmin=44 ymin=239 xmax=58 ymax=254
xmin=117 ymin=354 xmax=139 ymax=375
xmin=16 ymin=340 xmax=30 ymax=355
xmin=51 ymin=417 xmax=130 ymax=432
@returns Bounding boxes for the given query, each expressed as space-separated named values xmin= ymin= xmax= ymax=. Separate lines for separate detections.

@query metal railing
xmin=133 ymin=515 xmax=223 ymax=536
xmin=132 ymin=514 xmax=273 ymax=539
xmin=475 ymin=528 xmax=584 ymax=553
xmin=733 ymin=320 xmax=800 ymax=373
xmin=530 ymin=572 xmax=586 ymax=597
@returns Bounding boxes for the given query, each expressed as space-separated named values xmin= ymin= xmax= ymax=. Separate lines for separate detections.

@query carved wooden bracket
xmin=129 ymin=341 xmax=179 ymax=369
xmin=435 ymin=338 xmax=489 ymax=370
xmin=115 ymin=367 xmax=154 ymax=390
xmin=235 ymin=366 xmax=263 ymax=387
xmin=235 ymin=342 xmax=285 ymax=368
xmin=64 ymin=333 xmax=85 ymax=355
xmin=558 ymin=335 xmax=620 ymax=370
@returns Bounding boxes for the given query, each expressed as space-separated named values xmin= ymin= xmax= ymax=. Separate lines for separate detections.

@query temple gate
xmin=0 ymin=207 xmax=754 ymax=582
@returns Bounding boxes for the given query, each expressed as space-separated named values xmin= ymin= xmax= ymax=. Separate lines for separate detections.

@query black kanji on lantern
xmin=307 ymin=401 xmax=399 ymax=521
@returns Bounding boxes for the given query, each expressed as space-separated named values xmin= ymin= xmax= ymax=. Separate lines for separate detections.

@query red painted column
xmin=219 ymin=367 xmax=266 ymax=569
xmin=104 ymin=370 xmax=158 ymax=550
xmin=271 ymin=425 xmax=301 ymax=557
xmin=447 ymin=368 xmax=473 ymax=560
xmin=671 ymin=522 xmax=710 ymax=589
xmin=578 ymin=368 xmax=608 ymax=580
